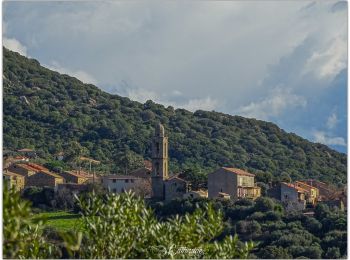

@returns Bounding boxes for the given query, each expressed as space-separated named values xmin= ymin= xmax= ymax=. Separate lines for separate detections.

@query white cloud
xmin=3 ymin=37 xmax=27 ymax=56
xmin=45 ymin=61 xmax=97 ymax=85
xmin=127 ymin=87 xmax=218 ymax=112
xmin=127 ymin=88 xmax=159 ymax=103
xmin=236 ymin=88 xmax=307 ymax=120
xmin=326 ymin=112 xmax=338 ymax=129
xmin=304 ymin=35 xmax=347 ymax=80
xmin=180 ymin=97 xmax=218 ymax=112
xmin=313 ymin=131 xmax=346 ymax=146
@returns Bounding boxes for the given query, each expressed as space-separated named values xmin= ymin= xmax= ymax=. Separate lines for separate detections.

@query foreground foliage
xmin=3 ymin=48 xmax=346 ymax=185
xmin=3 ymin=184 xmax=59 ymax=258
xmin=151 ymin=197 xmax=347 ymax=259
xmin=73 ymin=192 xmax=254 ymax=258
xmin=3 ymin=186 xmax=253 ymax=259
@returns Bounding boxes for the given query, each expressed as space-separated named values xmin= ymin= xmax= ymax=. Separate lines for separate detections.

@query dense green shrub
xmin=3 ymin=184 xmax=59 ymax=258
xmin=72 ymin=192 xmax=254 ymax=258
xmin=3 ymin=48 xmax=347 ymax=185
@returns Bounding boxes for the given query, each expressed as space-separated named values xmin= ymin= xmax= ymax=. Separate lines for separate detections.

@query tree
xmin=254 ymin=197 xmax=275 ymax=212
xmin=303 ymin=217 xmax=322 ymax=235
xmin=115 ymin=148 xmax=144 ymax=174
xmin=73 ymin=192 xmax=254 ymax=258
xmin=280 ymin=172 xmax=292 ymax=183
xmin=181 ymin=166 xmax=207 ymax=190
xmin=259 ymin=245 xmax=292 ymax=259
xmin=3 ymin=184 xmax=59 ymax=258
xmin=314 ymin=203 xmax=330 ymax=221
xmin=324 ymin=247 xmax=341 ymax=259
xmin=63 ymin=141 xmax=89 ymax=165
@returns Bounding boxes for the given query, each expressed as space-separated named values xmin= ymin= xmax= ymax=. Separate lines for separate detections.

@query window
xmin=131 ymin=179 xmax=134 ymax=183
xmin=125 ymin=179 xmax=129 ymax=183
xmin=156 ymin=142 xmax=160 ymax=154
xmin=113 ymin=179 xmax=116 ymax=183
xmin=155 ymin=162 xmax=160 ymax=176
xmin=112 ymin=188 xmax=117 ymax=193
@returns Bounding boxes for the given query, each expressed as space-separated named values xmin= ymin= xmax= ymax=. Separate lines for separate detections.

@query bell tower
xmin=151 ymin=123 xmax=168 ymax=199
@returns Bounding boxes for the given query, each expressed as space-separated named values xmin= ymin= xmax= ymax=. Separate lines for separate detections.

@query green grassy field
xmin=33 ymin=211 xmax=82 ymax=232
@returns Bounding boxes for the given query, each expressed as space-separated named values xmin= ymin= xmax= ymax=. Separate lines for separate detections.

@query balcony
xmin=237 ymin=186 xmax=261 ymax=200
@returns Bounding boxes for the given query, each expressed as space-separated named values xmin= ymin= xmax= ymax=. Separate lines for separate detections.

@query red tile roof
xmin=282 ymin=182 xmax=308 ymax=193
xmin=222 ymin=167 xmax=255 ymax=177
xmin=295 ymin=181 xmax=317 ymax=190
xmin=27 ymin=163 xmax=49 ymax=172
xmin=16 ymin=164 xmax=40 ymax=172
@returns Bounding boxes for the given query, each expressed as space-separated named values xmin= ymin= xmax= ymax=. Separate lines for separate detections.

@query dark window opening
xmin=156 ymin=162 xmax=160 ymax=176
xmin=156 ymin=142 xmax=160 ymax=154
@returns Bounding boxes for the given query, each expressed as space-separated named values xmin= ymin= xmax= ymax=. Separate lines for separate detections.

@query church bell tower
xmin=151 ymin=123 xmax=168 ymax=199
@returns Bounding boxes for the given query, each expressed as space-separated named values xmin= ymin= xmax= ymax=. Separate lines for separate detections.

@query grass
xmin=33 ymin=211 xmax=82 ymax=232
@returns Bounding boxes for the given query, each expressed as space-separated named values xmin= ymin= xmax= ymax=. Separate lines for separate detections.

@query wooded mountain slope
xmin=3 ymin=48 xmax=347 ymax=185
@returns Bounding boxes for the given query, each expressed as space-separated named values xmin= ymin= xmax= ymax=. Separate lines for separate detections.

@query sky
xmin=3 ymin=1 xmax=348 ymax=153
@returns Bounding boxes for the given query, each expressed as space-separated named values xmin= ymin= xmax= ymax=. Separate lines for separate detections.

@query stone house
xmin=294 ymin=181 xmax=319 ymax=205
xmin=26 ymin=171 xmax=64 ymax=187
xmin=208 ymin=167 xmax=261 ymax=200
xmin=164 ymin=176 xmax=190 ymax=201
xmin=8 ymin=163 xmax=39 ymax=178
xmin=3 ymin=171 xmax=25 ymax=191
xmin=60 ymin=170 xmax=93 ymax=184
xmin=280 ymin=182 xmax=307 ymax=211
xmin=8 ymin=163 xmax=50 ymax=186
xmin=102 ymin=175 xmax=143 ymax=194
xmin=305 ymin=179 xmax=336 ymax=200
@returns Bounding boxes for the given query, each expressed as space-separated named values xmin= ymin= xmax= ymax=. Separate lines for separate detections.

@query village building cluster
xmin=3 ymin=123 xmax=346 ymax=212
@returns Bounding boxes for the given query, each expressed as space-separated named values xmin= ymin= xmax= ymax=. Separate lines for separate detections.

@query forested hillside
xmin=3 ymin=48 xmax=347 ymax=185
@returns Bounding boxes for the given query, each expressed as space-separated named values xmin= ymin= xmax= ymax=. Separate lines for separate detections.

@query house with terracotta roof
xmin=60 ymin=170 xmax=94 ymax=184
xmin=8 ymin=163 xmax=41 ymax=178
xmin=26 ymin=171 xmax=64 ymax=188
xmin=305 ymin=179 xmax=337 ymax=201
xmin=280 ymin=182 xmax=307 ymax=211
xmin=208 ymin=167 xmax=261 ymax=200
xmin=8 ymin=163 xmax=63 ymax=188
xmin=3 ymin=170 xmax=25 ymax=191
xmin=294 ymin=181 xmax=319 ymax=205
